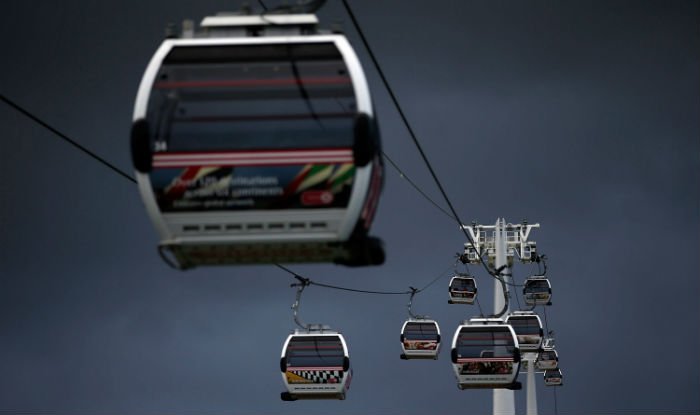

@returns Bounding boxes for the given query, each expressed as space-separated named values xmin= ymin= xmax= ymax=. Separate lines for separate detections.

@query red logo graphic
xmin=301 ymin=190 xmax=334 ymax=206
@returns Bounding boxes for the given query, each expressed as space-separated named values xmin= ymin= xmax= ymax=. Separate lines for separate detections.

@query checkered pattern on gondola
xmin=289 ymin=370 xmax=344 ymax=384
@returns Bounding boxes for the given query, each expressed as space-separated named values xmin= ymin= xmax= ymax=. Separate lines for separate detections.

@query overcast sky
xmin=1 ymin=1 xmax=699 ymax=414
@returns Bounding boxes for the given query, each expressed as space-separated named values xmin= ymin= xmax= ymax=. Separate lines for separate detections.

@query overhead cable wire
xmin=329 ymin=94 xmax=454 ymax=223
xmin=311 ymin=279 xmax=411 ymax=295
xmin=275 ymin=262 xmax=453 ymax=296
xmin=339 ymin=1 xmax=509 ymax=291
xmin=511 ymin=270 xmax=522 ymax=310
xmin=1 ymin=93 xmax=136 ymax=184
xmin=340 ymin=1 xmax=472 ymax=243
xmin=276 ymin=264 xmax=411 ymax=294
xmin=474 ymin=296 xmax=485 ymax=318
xmin=540 ymin=254 xmax=549 ymax=276
xmin=382 ymin=151 xmax=457 ymax=222
xmin=417 ymin=262 xmax=456 ymax=292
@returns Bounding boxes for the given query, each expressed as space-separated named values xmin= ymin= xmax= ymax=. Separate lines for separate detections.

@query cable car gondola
xmin=450 ymin=318 xmax=522 ymax=390
xmin=400 ymin=319 xmax=440 ymax=360
xmin=544 ymin=368 xmax=563 ymax=386
xmin=131 ymin=12 xmax=384 ymax=269
xmin=523 ymin=276 xmax=552 ymax=306
xmin=504 ymin=311 xmax=543 ymax=354
xmin=542 ymin=334 xmax=555 ymax=349
xmin=280 ymin=326 xmax=351 ymax=401
xmin=448 ymin=274 xmax=477 ymax=305
xmin=536 ymin=347 xmax=559 ymax=371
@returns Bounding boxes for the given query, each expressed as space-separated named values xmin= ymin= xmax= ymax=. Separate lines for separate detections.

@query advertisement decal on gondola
xmin=150 ymin=150 xmax=355 ymax=211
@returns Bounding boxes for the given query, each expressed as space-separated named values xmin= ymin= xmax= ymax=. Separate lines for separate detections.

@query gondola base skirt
xmin=159 ymin=236 xmax=385 ymax=269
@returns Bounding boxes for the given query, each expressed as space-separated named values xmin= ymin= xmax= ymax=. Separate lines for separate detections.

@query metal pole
xmin=493 ymin=218 xmax=515 ymax=415
xmin=527 ymin=357 xmax=538 ymax=415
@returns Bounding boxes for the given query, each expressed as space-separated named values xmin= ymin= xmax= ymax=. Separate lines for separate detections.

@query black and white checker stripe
xmin=290 ymin=370 xmax=344 ymax=384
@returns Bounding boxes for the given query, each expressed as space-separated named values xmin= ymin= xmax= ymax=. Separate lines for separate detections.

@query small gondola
xmin=280 ymin=327 xmax=351 ymax=401
xmin=542 ymin=335 xmax=555 ymax=349
xmin=504 ymin=311 xmax=543 ymax=354
xmin=400 ymin=319 xmax=440 ymax=360
xmin=536 ymin=348 xmax=559 ymax=371
xmin=131 ymin=12 xmax=384 ymax=269
xmin=448 ymin=274 xmax=477 ymax=305
xmin=450 ymin=318 xmax=522 ymax=390
xmin=523 ymin=276 xmax=552 ymax=306
xmin=462 ymin=242 xmax=480 ymax=264
xmin=544 ymin=368 xmax=563 ymax=386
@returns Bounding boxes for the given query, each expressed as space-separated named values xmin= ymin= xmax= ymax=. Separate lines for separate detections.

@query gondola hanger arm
xmin=291 ymin=277 xmax=311 ymax=330
xmin=407 ymin=286 xmax=426 ymax=320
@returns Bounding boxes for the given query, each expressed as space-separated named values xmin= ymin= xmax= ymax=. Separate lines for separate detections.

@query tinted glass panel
xmin=456 ymin=327 xmax=516 ymax=359
xmin=451 ymin=277 xmax=476 ymax=291
xmin=164 ymin=43 xmax=342 ymax=63
xmin=285 ymin=335 xmax=345 ymax=368
xmin=403 ymin=322 xmax=439 ymax=341
xmin=147 ymin=43 xmax=355 ymax=152
xmin=545 ymin=369 xmax=562 ymax=379
xmin=507 ymin=317 xmax=541 ymax=336
xmin=524 ymin=280 xmax=550 ymax=293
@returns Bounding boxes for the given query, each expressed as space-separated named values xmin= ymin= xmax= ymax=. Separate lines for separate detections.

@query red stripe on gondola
xmin=154 ymin=158 xmax=352 ymax=168
xmin=457 ymin=358 xmax=514 ymax=362
xmin=156 ymin=148 xmax=350 ymax=156
xmin=153 ymin=149 xmax=353 ymax=168
xmin=154 ymin=76 xmax=351 ymax=89
xmin=164 ymin=166 xmax=202 ymax=198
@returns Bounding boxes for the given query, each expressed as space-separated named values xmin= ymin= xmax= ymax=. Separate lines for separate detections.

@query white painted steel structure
xmin=461 ymin=219 xmax=541 ymax=415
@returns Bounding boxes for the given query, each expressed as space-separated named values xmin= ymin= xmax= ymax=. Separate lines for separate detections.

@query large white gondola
xmin=448 ymin=274 xmax=477 ymax=305
xmin=280 ymin=326 xmax=351 ymax=401
xmin=505 ymin=311 xmax=543 ymax=353
xmin=544 ymin=368 xmax=563 ymax=386
xmin=536 ymin=347 xmax=559 ymax=371
xmin=450 ymin=318 xmax=522 ymax=390
xmin=131 ymin=13 xmax=384 ymax=269
xmin=400 ymin=319 xmax=440 ymax=360
xmin=523 ymin=276 xmax=552 ymax=306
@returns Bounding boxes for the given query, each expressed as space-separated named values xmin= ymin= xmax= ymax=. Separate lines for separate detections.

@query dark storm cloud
xmin=1 ymin=0 xmax=698 ymax=414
